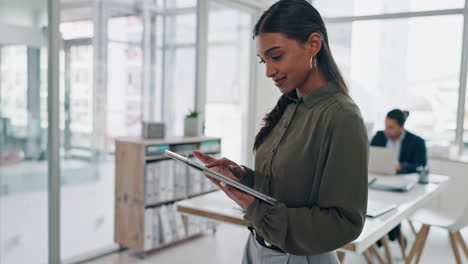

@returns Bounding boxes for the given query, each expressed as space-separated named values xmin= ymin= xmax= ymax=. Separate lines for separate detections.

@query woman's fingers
xmin=227 ymin=164 xmax=245 ymax=178
xmin=192 ymin=150 xmax=216 ymax=164
xmin=205 ymin=166 xmax=240 ymax=182
xmin=193 ymin=152 xmax=245 ymax=178
xmin=206 ymin=159 xmax=232 ymax=168
xmin=206 ymin=159 xmax=245 ymax=179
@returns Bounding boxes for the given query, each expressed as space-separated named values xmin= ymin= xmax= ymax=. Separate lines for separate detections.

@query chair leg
xmin=381 ymin=235 xmax=394 ymax=264
xmin=408 ymin=220 xmax=418 ymax=236
xmin=405 ymin=224 xmax=430 ymax=264
xmin=454 ymin=231 xmax=468 ymax=258
xmin=363 ymin=249 xmax=374 ymax=264
xmin=449 ymin=232 xmax=462 ymax=264
xmin=368 ymin=245 xmax=385 ymax=264
xmin=337 ymin=251 xmax=346 ymax=263
xmin=414 ymin=226 xmax=430 ymax=264
xmin=398 ymin=232 xmax=407 ymax=259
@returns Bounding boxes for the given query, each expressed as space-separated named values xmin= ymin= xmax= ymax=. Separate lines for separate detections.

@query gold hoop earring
xmin=314 ymin=56 xmax=318 ymax=68
xmin=309 ymin=56 xmax=314 ymax=70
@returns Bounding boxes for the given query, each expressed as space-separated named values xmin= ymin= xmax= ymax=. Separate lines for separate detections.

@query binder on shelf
xmin=159 ymin=161 xmax=168 ymax=201
xmin=145 ymin=164 xmax=154 ymax=204
xmin=204 ymin=153 xmax=221 ymax=191
xmin=152 ymin=208 xmax=161 ymax=248
xmin=166 ymin=204 xmax=178 ymax=240
xmin=152 ymin=162 xmax=160 ymax=203
xmin=199 ymin=140 xmax=221 ymax=153
xmin=174 ymin=161 xmax=188 ymax=198
xmin=144 ymin=208 xmax=154 ymax=250
xmin=146 ymin=144 xmax=170 ymax=156
xmin=202 ymin=177 xmax=215 ymax=192
xmin=171 ymin=204 xmax=187 ymax=239
xmin=167 ymin=160 xmax=175 ymax=200
xmin=159 ymin=205 xmax=174 ymax=243
xmin=187 ymin=157 xmax=203 ymax=195
xmin=174 ymin=143 xmax=197 ymax=153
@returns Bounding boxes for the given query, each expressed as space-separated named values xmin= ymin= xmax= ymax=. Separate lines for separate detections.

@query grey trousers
xmin=242 ymin=234 xmax=340 ymax=264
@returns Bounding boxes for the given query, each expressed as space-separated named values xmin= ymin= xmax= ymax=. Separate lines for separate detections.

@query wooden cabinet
xmin=114 ymin=136 xmax=221 ymax=253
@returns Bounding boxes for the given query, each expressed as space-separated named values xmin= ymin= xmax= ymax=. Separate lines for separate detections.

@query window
xmin=107 ymin=16 xmax=143 ymax=149
xmin=322 ymin=0 xmax=468 ymax=154
xmin=331 ymin=16 xmax=462 ymax=144
xmin=205 ymin=3 xmax=253 ymax=164
xmin=156 ymin=9 xmax=197 ymax=136
xmin=314 ymin=0 xmax=464 ymax=17
xmin=61 ymin=21 xmax=94 ymax=40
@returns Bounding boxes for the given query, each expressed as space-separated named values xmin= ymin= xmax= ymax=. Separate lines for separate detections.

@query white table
xmin=176 ymin=174 xmax=449 ymax=263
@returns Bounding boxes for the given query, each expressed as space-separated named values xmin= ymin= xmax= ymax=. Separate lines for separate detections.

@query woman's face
xmin=255 ymin=33 xmax=312 ymax=94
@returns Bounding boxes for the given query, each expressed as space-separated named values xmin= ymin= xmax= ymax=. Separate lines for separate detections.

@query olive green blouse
xmin=239 ymin=82 xmax=368 ymax=256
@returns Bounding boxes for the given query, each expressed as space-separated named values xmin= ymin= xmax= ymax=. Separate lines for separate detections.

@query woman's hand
xmin=192 ymin=151 xmax=255 ymax=211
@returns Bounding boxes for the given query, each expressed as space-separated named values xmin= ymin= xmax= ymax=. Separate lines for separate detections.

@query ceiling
xmin=0 ymin=0 xmax=277 ymax=27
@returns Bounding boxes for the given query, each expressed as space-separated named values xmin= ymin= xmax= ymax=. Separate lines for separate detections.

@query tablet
xmin=164 ymin=150 xmax=278 ymax=205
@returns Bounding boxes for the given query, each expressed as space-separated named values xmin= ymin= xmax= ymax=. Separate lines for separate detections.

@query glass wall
xmin=0 ymin=1 xmax=49 ymax=263
xmin=107 ymin=16 xmax=143 ymax=151
xmin=59 ymin=11 xmax=145 ymax=261
xmin=1 ymin=1 xmax=257 ymax=262
xmin=156 ymin=0 xmax=197 ymax=136
xmin=205 ymin=2 xmax=253 ymax=164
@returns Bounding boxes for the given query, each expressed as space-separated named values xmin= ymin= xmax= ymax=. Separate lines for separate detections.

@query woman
xmin=193 ymin=0 xmax=368 ymax=263
xmin=371 ymin=109 xmax=427 ymax=174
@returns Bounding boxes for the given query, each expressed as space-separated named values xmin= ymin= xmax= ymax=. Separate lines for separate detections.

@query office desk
xmin=176 ymin=174 xmax=449 ymax=263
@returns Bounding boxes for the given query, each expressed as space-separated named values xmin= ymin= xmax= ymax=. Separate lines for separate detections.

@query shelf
xmin=114 ymin=136 xmax=222 ymax=254
xmin=144 ymin=189 xmax=218 ymax=209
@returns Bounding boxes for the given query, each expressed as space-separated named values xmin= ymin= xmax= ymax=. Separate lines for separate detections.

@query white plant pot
xmin=184 ymin=117 xmax=203 ymax=137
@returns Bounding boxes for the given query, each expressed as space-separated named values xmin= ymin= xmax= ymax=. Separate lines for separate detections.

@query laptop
xmin=368 ymin=146 xmax=398 ymax=175
xmin=368 ymin=176 xmax=417 ymax=192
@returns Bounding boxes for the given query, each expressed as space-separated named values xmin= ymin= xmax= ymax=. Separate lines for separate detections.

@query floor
xmin=84 ymin=221 xmax=468 ymax=264
xmin=0 ymin=159 xmax=116 ymax=264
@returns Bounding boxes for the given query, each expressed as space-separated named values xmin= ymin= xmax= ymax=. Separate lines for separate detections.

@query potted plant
xmin=184 ymin=109 xmax=203 ymax=137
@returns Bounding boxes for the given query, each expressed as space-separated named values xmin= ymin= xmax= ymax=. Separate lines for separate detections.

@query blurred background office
xmin=1 ymin=0 xmax=468 ymax=263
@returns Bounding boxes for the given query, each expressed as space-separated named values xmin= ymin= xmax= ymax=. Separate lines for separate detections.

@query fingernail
xmin=220 ymin=182 xmax=226 ymax=187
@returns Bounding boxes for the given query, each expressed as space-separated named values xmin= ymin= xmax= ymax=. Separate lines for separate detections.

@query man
xmin=371 ymin=108 xmax=427 ymax=246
